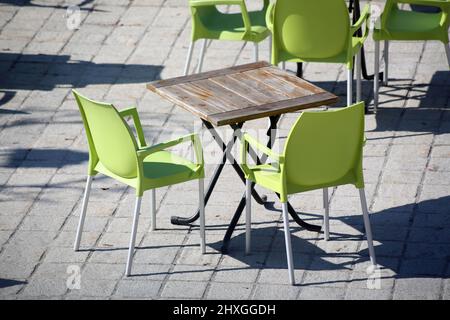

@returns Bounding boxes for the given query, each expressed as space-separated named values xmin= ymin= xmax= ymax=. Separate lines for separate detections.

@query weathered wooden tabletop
xmin=147 ymin=61 xmax=338 ymax=126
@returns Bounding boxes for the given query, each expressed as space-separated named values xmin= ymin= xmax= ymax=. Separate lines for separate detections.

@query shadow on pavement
xmin=204 ymin=194 xmax=450 ymax=284
xmin=1 ymin=0 xmax=98 ymax=11
xmin=0 ymin=52 xmax=163 ymax=94
xmin=0 ymin=278 xmax=27 ymax=289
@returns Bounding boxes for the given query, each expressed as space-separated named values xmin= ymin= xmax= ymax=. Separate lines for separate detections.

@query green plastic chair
xmin=266 ymin=0 xmax=371 ymax=106
xmin=241 ymin=102 xmax=376 ymax=285
xmin=373 ymin=0 xmax=450 ymax=111
xmin=185 ymin=0 xmax=271 ymax=75
xmin=72 ymin=90 xmax=205 ymax=276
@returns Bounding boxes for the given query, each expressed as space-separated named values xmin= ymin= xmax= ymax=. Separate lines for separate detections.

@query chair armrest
xmin=350 ymin=3 xmax=371 ymax=38
xmin=265 ymin=2 xmax=275 ymax=31
xmin=189 ymin=0 xmax=252 ymax=34
xmin=393 ymin=0 xmax=449 ymax=8
xmin=119 ymin=107 xmax=147 ymax=148
xmin=190 ymin=0 xmax=243 ymax=5
xmin=378 ymin=0 xmax=449 ymax=33
xmin=241 ymin=133 xmax=284 ymax=167
xmin=137 ymin=133 xmax=204 ymax=166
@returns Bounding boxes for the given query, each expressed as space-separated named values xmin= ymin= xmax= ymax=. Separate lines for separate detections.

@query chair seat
xmin=246 ymin=163 xmax=356 ymax=196
xmin=246 ymin=163 xmax=284 ymax=194
xmin=142 ymin=150 xmax=202 ymax=188
xmin=201 ymin=11 xmax=270 ymax=42
xmin=374 ymin=9 xmax=447 ymax=41
xmin=95 ymin=150 xmax=202 ymax=190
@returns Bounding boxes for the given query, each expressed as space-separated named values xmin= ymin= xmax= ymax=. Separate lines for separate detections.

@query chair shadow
xmin=0 ymin=148 xmax=88 ymax=169
xmin=201 ymin=194 xmax=450 ymax=286
xmin=2 ymin=0 xmax=100 ymax=12
xmin=0 ymin=50 xmax=164 ymax=169
xmin=0 ymin=91 xmax=21 ymax=112
xmin=70 ymin=193 xmax=449 ymax=285
xmin=0 ymin=278 xmax=27 ymax=289
xmin=0 ymin=52 xmax=163 ymax=94
xmin=305 ymin=69 xmax=449 ymax=138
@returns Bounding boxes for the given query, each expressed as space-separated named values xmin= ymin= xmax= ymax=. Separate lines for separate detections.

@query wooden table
xmin=147 ymin=61 xmax=338 ymax=253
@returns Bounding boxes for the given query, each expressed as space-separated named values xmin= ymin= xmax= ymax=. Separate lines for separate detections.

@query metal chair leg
xmin=356 ymin=49 xmax=362 ymax=102
xmin=245 ymin=179 xmax=251 ymax=255
xmin=74 ymin=175 xmax=93 ymax=251
xmin=269 ymin=35 xmax=272 ymax=63
xmin=323 ymin=188 xmax=330 ymax=241
xmin=150 ymin=189 xmax=156 ymax=231
xmin=199 ymin=178 xmax=206 ymax=254
xmin=125 ymin=196 xmax=142 ymax=276
xmin=445 ymin=43 xmax=450 ymax=68
xmin=374 ymin=40 xmax=380 ymax=112
xmin=282 ymin=202 xmax=295 ymax=285
xmin=254 ymin=42 xmax=259 ymax=62
xmin=358 ymin=189 xmax=377 ymax=267
xmin=197 ymin=39 xmax=207 ymax=73
xmin=184 ymin=41 xmax=195 ymax=76
xmin=347 ymin=67 xmax=353 ymax=106
xmin=383 ymin=40 xmax=389 ymax=85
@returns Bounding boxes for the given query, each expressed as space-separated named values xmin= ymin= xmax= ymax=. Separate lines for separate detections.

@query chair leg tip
xmin=288 ymin=271 xmax=295 ymax=285
xmin=125 ymin=265 xmax=132 ymax=277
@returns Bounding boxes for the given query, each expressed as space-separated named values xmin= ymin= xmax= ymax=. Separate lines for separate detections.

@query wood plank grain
xmin=209 ymin=92 xmax=339 ymax=126
xmin=184 ymin=79 xmax=256 ymax=111
xmin=176 ymin=83 xmax=236 ymax=113
xmin=147 ymin=61 xmax=271 ymax=90
xmin=227 ymin=72 xmax=291 ymax=101
xmin=158 ymin=85 xmax=224 ymax=121
xmin=147 ymin=62 xmax=339 ymax=127
xmin=244 ymin=68 xmax=308 ymax=98
xmin=264 ymin=66 xmax=325 ymax=94
xmin=210 ymin=75 xmax=275 ymax=105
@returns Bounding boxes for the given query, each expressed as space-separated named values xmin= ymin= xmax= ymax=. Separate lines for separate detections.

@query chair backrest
xmin=190 ymin=5 xmax=218 ymax=25
xmin=381 ymin=0 xmax=450 ymax=33
xmin=272 ymin=0 xmax=350 ymax=60
xmin=283 ymin=102 xmax=365 ymax=189
xmin=73 ymin=90 xmax=139 ymax=179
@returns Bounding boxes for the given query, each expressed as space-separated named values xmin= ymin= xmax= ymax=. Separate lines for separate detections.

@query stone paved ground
xmin=0 ymin=0 xmax=449 ymax=300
